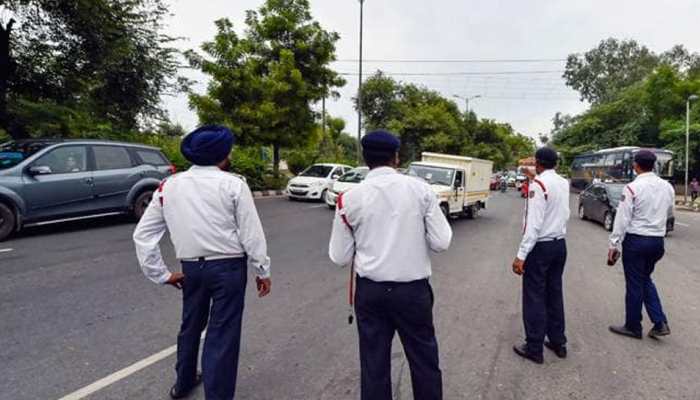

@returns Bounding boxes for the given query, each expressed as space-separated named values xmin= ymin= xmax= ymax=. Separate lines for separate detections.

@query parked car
xmin=286 ymin=163 xmax=353 ymax=202
xmin=325 ymin=167 xmax=369 ymax=208
xmin=489 ymin=175 xmax=500 ymax=190
xmin=578 ymin=182 xmax=675 ymax=233
xmin=0 ymin=139 xmax=176 ymax=241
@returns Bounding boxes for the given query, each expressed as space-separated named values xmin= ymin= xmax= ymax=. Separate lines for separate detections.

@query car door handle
xmin=84 ymin=177 xmax=94 ymax=185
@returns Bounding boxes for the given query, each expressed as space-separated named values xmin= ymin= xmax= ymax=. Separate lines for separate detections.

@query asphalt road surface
xmin=2 ymin=191 xmax=700 ymax=400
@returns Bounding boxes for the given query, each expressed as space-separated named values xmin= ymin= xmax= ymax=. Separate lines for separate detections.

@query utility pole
xmin=685 ymin=94 xmax=699 ymax=203
xmin=453 ymin=94 xmax=481 ymax=115
xmin=357 ymin=0 xmax=364 ymax=163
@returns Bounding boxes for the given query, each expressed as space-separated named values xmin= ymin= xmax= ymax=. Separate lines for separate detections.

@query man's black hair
xmin=363 ymin=150 xmax=395 ymax=169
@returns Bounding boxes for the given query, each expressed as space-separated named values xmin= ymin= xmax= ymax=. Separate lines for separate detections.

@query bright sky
xmin=162 ymin=0 xmax=700 ymax=142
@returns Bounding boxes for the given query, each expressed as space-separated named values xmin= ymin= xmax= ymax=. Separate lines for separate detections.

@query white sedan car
xmin=286 ymin=163 xmax=353 ymax=201
xmin=325 ymin=167 xmax=369 ymax=208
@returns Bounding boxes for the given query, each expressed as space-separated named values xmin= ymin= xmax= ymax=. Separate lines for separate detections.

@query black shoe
xmin=648 ymin=322 xmax=670 ymax=339
xmin=544 ymin=341 xmax=567 ymax=359
xmin=513 ymin=344 xmax=544 ymax=364
xmin=609 ymin=325 xmax=642 ymax=339
xmin=170 ymin=372 xmax=202 ymax=399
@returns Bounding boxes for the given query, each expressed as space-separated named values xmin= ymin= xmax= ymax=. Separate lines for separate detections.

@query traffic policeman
xmin=329 ymin=130 xmax=452 ymax=400
xmin=133 ymin=125 xmax=271 ymax=400
xmin=607 ymin=150 xmax=674 ymax=339
xmin=512 ymin=147 xmax=570 ymax=364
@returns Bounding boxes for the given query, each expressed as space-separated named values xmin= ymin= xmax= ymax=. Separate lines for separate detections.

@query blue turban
xmin=361 ymin=130 xmax=401 ymax=162
xmin=181 ymin=125 xmax=235 ymax=166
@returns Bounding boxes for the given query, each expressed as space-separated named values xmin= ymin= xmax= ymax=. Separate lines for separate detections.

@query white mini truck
xmin=408 ymin=152 xmax=493 ymax=218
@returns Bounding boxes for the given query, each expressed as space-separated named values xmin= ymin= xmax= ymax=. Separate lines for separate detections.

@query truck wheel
xmin=440 ymin=203 xmax=450 ymax=219
xmin=132 ymin=190 xmax=154 ymax=220
xmin=0 ymin=203 xmax=16 ymax=241
xmin=466 ymin=204 xmax=480 ymax=219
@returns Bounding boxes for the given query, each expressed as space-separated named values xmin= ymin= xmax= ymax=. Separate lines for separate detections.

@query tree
xmin=357 ymin=71 xmax=534 ymax=170
xmin=564 ymin=38 xmax=658 ymax=104
xmin=0 ymin=0 xmax=180 ymax=139
xmin=188 ymin=0 xmax=344 ymax=175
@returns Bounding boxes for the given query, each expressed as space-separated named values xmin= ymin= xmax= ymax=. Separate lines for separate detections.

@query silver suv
xmin=0 ymin=139 xmax=175 ymax=241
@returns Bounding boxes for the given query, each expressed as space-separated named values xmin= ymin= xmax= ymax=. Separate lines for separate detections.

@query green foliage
xmin=358 ymin=72 xmax=535 ymax=170
xmin=186 ymin=0 xmax=344 ymax=174
xmin=2 ymin=0 xmax=180 ymax=138
xmin=564 ymin=38 xmax=658 ymax=104
xmin=555 ymin=41 xmax=700 ymax=177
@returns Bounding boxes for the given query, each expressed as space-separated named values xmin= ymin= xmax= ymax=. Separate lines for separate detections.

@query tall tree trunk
xmin=273 ymin=142 xmax=280 ymax=177
xmin=0 ymin=19 xmax=15 ymax=137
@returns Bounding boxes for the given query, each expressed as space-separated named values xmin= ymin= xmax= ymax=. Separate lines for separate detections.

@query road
xmin=1 ymin=191 xmax=700 ymax=400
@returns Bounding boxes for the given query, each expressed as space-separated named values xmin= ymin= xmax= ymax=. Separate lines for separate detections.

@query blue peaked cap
xmin=361 ymin=130 xmax=401 ymax=159
xmin=181 ymin=125 xmax=235 ymax=166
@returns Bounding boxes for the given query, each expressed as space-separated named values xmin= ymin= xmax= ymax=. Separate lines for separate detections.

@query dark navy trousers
xmin=177 ymin=257 xmax=247 ymax=400
xmin=354 ymin=277 xmax=442 ymax=400
xmin=622 ymin=234 xmax=667 ymax=334
xmin=522 ymin=239 xmax=567 ymax=355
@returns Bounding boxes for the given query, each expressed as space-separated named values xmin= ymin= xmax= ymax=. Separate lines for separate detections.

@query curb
xmin=675 ymin=201 xmax=699 ymax=212
xmin=252 ymin=190 xmax=285 ymax=198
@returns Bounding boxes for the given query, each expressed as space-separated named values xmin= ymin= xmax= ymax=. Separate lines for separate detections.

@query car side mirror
xmin=601 ymin=193 xmax=609 ymax=202
xmin=27 ymin=165 xmax=53 ymax=176
xmin=331 ymin=174 xmax=341 ymax=180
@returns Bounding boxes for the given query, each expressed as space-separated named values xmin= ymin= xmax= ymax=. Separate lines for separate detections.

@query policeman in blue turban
xmin=329 ymin=130 xmax=452 ymax=400
xmin=134 ymin=125 xmax=272 ymax=400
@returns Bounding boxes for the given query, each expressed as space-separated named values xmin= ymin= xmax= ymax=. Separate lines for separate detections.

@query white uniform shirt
xmin=328 ymin=167 xmax=452 ymax=282
xmin=517 ymin=169 xmax=570 ymax=260
xmin=609 ymin=172 xmax=675 ymax=248
xmin=133 ymin=165 xmax=271 ymax=284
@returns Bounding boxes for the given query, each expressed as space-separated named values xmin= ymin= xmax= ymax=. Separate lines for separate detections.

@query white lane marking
xmin=0 ymin=248 xmax=13 ymax=253
xmin=307 ymin=204 xmax=327 ymax=209
xmin=676 ymin=222 xmax=690 ymax=227
xmin=58 ymin=331 xmax=206 ymax=400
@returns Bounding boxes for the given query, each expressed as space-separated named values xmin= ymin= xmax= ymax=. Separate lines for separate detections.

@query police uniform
xmin=328 ymin=130 xmax=452 ymax=400
xmin=514 ymin=147 xmax=570 ymax=363
xmin=133 ymin=125 xmax=270 ymax=400
xmin=608 ymin=150 xmax=674 ymax=339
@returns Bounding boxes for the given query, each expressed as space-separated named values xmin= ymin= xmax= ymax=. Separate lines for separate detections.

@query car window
xmin=93 ymin=146 xmax=133 ymax=170
xmin=135 ymin=149 xmax=168 ymax=166
xmin=33 ymin=146 xmax=88 ymax=174
xmin=0 ymin=141 xmax=55 ymax=170
xmin=338 ymin=168 xmax=369 ymax=183
xmin=300 ymin=165 xmax=333 ymax=177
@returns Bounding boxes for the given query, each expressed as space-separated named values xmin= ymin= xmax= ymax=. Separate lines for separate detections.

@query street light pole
xmin=356 ymin=0 xmax=364 ymax=163
xmin=685 ymin=94 xmax=699 ymax=203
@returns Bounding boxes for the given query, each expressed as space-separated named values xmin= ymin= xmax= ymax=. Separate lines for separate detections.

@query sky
xmin=162 ymin=0 xmax=700 ymax=143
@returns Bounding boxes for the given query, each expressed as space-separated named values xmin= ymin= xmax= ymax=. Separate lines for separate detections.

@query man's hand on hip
xmin=165 ymin=272 xmax=185 ymax=290
xmin=256 ymin=277 xmax=271 ymax=297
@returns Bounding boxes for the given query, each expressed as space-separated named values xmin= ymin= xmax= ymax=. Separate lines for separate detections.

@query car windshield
xmin=408 ymin=165 xmax=454 ymax=186
xmin=300 ymin=165 xmax=333 ymax=178
xmin=607 ymin=185 xmax=625 ymax=202
xmin=0 ymin=141 xmax=52 ymax=170
xmin=338 ymin=168 xmax=368 ymax=183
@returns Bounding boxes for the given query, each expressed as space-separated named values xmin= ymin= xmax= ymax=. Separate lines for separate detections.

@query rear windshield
xmin=0 ymin=141 xmax=53 ymax=170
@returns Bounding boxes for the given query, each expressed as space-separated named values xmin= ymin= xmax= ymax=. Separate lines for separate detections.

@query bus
xmin=570 ymin=147 xmax=674 ymax=191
